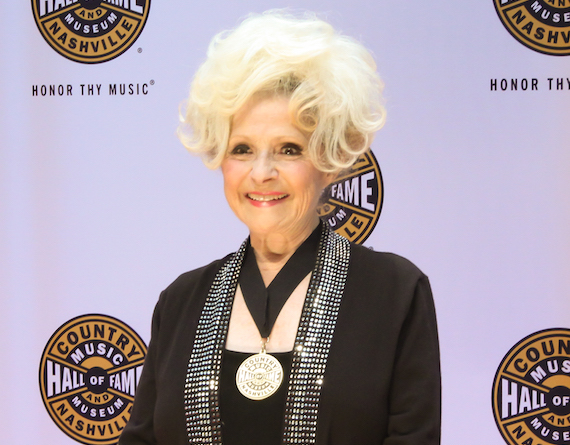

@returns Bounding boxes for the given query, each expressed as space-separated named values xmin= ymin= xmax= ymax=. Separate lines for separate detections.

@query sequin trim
xmin=184 ymin=226 xmax=350 ymax=444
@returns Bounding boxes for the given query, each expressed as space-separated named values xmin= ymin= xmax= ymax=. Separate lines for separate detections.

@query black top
xmin=220 ymin=350 xmax=293 ymax=445
xmin=118 ymin=242 xmax=441 ymax=445
xmin=219 ymin=228 xmax=318 ymax=444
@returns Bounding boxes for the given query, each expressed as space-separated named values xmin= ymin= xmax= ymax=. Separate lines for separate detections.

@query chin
xmin=243 ymin=215 xmax=286 ymax=232
xmin=245 ymin=223 xmax=282 ymax=235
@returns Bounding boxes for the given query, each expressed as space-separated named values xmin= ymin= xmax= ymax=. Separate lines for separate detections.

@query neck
xmin=250 ymin=219 xmax=320 ymax=285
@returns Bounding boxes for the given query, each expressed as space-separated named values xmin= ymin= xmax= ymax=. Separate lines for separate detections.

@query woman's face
xmin=221 ymin=96 xmax=333 ymax=242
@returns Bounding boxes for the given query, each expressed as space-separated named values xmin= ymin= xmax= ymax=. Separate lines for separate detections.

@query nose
xmin=250 ymin=151 xmax=277 ymax=183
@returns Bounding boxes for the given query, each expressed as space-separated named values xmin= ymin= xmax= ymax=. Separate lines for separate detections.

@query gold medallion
xmin=236 ymin=351 xmax=283 ymax=401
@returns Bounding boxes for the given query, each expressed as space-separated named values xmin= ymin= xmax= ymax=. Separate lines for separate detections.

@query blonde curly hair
xmin=178 ymin=10 xmax=386 ymax=173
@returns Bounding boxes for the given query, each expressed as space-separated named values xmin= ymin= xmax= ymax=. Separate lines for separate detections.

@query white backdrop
xmin=1 ymin=1 xmax=570 ymax=444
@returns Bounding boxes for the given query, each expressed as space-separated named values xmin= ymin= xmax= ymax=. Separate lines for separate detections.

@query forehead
xmin=230 ymin=96 xmax=304 ymax=139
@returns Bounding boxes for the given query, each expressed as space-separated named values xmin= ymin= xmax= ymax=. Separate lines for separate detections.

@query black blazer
xmin=119 ymin=243 xmax=441 ymax=444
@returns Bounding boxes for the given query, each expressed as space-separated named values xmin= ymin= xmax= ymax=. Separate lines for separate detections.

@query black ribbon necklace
xmin=239 ymin=225 xmax=321 ymax=339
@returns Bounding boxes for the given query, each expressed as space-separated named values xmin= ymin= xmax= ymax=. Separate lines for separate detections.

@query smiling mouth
xmin=247 ymin=193 xmax=288 ymax=202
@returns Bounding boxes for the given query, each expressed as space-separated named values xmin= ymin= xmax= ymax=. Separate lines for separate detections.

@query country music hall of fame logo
xmin=39 ymin=314 xmax=147 ymax=445
xmin=492 ymin=328 xmax=570 ymax=445
xmin=494 ymin=0 xmax=570 ymax=56
xmin=31 ymin=0 xmax=151 ymax=63
xmin=317 ymin=150 xmax=383 ymax=245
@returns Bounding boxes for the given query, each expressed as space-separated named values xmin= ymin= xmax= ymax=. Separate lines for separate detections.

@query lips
xmin=246 ymin=193 xmax=288 ymax=202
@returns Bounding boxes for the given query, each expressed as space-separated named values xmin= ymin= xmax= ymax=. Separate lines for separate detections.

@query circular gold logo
xmin=235 ymin=353 xmax=284 ymax=401
xmin=492 ymin=328 xmax=570 ymax=445
xmin=31 ymin=0 xmax=151 ymax=63
xmin=317 ymin=150 xmax=383 ymax=244
xmin=39 ymin=314 xmax=147 ymax=444
xmin=494 ymin=0 xmax=570 ymax=56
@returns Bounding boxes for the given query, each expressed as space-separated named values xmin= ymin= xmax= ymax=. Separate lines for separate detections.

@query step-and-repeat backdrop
xmin=2 ymin=1 xmax=569 ymax=444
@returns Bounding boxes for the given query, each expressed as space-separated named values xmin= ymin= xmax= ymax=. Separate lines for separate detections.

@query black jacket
xmin=119 ymin=243 xmax=441 ymax=444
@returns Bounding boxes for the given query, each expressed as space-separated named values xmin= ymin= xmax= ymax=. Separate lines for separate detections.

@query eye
xmin=280 ymin=143 xmax=303 ymax=156
xmin=229 ymin=144 xmax=251 ymax=155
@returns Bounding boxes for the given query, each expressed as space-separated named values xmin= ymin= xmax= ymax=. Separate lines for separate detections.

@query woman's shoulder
xmin=349 ymin=242 xmax=427 ymax=282
xmin=345 ymin=243 xmax=434 ymax=322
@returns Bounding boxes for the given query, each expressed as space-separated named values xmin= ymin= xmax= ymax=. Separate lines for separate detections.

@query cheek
xmin=220 ymin=163 xmax=242 ymax=214
xmin=221 ymin=161 xmax=242 ymax=192
xmin=292 ymin=172 xmax=329 ymax=208
xmin=302 ymin=169 xmax=332 ymax=197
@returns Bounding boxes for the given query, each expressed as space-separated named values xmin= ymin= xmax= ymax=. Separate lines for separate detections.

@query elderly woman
xmin=119 ymin=10 xmax=440 ymax=445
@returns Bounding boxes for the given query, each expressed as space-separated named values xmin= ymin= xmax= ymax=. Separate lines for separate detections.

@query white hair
xmin=178 ymin=10 xmax=386 ymax=172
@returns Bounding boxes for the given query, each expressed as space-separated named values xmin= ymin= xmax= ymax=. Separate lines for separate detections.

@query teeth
xmin=247 ymin=194 xmax=287 ymax=202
